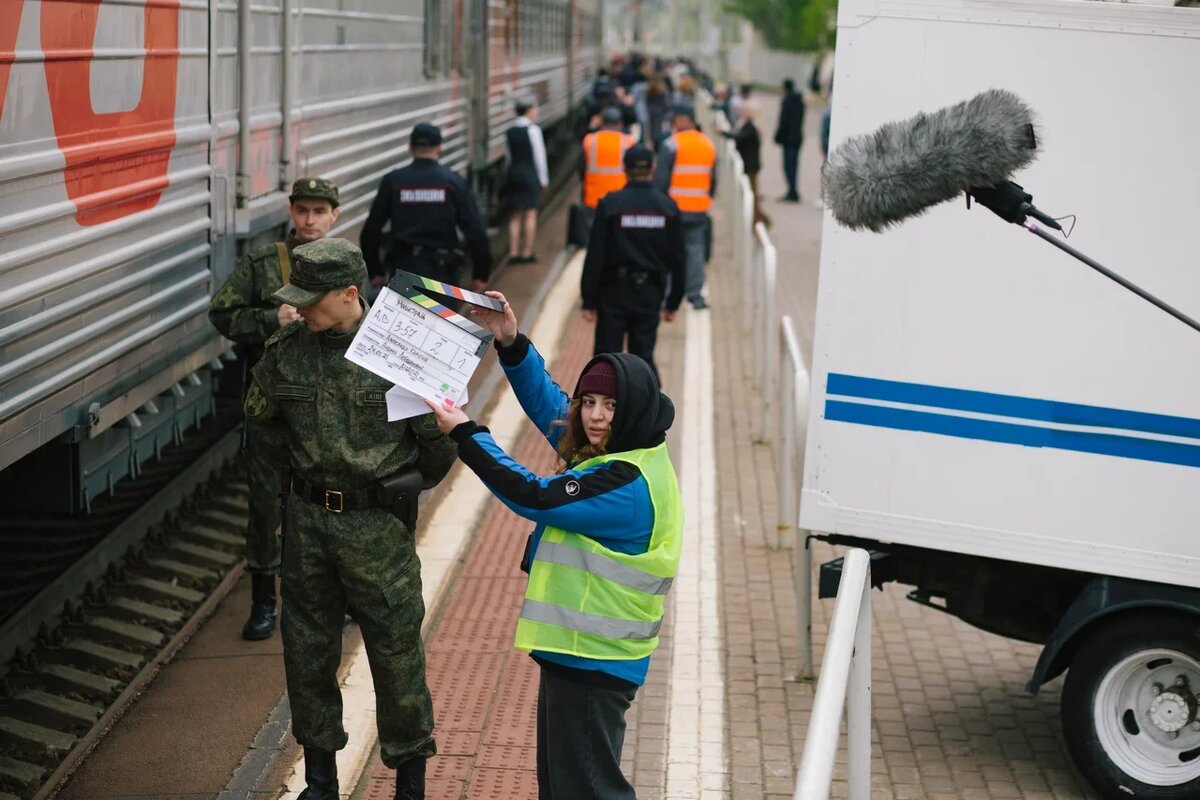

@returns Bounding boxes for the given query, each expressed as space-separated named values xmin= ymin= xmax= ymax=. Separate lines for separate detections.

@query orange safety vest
xmin=667 ymin=130 xmax=716 ymax=213
xmin=583 ymin=130 xmax=634 ymax=208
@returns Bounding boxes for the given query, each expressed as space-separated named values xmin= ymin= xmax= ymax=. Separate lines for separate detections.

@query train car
xmin=0 ymin=0 xmax=602 ymax=515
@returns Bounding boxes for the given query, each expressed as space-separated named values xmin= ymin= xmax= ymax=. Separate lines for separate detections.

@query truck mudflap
xmin=1028 ymin=576 xmax=1200 ymax=694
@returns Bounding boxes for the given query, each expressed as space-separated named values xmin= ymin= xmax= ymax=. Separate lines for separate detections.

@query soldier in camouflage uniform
xmin=244 ymin=239 xmax=456 ymax=800
xmin=209 ymin=177 xmax=340 ymax=640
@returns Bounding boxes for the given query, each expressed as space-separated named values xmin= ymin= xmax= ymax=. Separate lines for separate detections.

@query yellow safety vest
xmin=583 ymin=130 xmax=635 ymax=209
xmin=514 ymin=443 xmax=683 ymax=660
xmin=667 ymin=130 xmax=716 ymax=213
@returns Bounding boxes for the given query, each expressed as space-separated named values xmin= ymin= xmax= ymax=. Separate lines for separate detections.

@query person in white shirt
xmin=503 ymin=100 xmax=550 ymax=264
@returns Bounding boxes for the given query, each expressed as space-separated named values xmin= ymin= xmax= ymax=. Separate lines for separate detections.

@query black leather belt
xmin=291 ymin=476 xmax=378 ymax=513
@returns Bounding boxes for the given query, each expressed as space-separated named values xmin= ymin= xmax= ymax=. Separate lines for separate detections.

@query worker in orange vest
xmin=654 ymin=104 xmax=717 ymax=310
xmin=582 ymin=107 xmax=636 ymax=213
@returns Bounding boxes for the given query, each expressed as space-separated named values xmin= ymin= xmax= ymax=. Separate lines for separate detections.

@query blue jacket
xmin=448 ymin=336 xmax=658 ymax=686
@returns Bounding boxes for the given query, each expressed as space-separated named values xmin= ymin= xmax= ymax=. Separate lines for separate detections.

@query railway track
xmin=0 ymin=411 xmax=248 ymax=800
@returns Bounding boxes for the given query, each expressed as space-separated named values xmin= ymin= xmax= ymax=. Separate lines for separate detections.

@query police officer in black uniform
xmin=361 ymin=122 xmax=493 ymax=292
xmin=580 ymin=144 xmax=686 ymax=380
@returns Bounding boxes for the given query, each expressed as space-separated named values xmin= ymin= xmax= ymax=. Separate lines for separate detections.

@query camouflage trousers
xmin=281 ymin=497 xmax=435 ymax=768
xmin=244 ymin=433 xmax=282 ymax=574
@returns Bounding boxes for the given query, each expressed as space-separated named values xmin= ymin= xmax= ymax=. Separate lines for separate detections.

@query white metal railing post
xmin=847 ymin=576 xmax=873 ymax=794
xmin=794 ymin=548 xmax=873 ymax=800
xmin=758 ymin=231 xmax=777 ymax=442
xmin=780 ymin=315 xmax=813 ymax=677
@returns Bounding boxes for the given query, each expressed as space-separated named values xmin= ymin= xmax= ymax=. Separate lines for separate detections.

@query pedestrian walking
xmin=722 ymin=102 xmax=771 ymax=227
xmin=654 ymin=103 xmax=717 ymax=309
xmin=640 ymin=76 xmax=671 ymax=148
xmin=209 ymin=176 xmax=340 ymax=641
xmin=775 ymin=78 xmax=806 ymax=202
xmin=423 ymin=293 xmax=683 ymax=800
xmin=360 ymin=122 xmax=492 ymax=291
xmin=244 ymin=238 xmax=458 ymax=800
xmin=504 ymin=100 xmax=550 ymax=264
xmin=581 ymin=144 xmax=685 ymax=380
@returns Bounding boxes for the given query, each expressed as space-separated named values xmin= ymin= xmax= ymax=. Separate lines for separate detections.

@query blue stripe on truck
xmin=827 ymin=373 xmax=1200 ymax=442
xmin=824 ymin=400 xmax=1200 ymax=469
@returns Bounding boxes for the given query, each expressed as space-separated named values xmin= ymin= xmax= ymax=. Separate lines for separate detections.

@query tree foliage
xmin=723 ymin=0 xmax=835 ymax=52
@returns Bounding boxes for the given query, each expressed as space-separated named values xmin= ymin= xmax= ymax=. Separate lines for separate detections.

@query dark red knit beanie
xmin=577 ymin=360 xmax=618 ymax=398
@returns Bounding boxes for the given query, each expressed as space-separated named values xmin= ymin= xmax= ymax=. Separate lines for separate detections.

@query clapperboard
xmin=345 ymin=272 xmax=504 ymax=419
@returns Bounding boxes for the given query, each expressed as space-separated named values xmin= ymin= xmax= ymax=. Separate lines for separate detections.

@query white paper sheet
xmin=385 ymin=384 xmax=469 ymax=422
xmin=346 ymin=287 xmax=487 ymax=407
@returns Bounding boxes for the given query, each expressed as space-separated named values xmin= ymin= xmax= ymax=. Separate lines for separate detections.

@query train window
xmin=424 ymin=0 xmax=453 ymax=77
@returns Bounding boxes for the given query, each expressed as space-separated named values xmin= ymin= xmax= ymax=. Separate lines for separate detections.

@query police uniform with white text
xmin=360 ymin=122 xmax=492 ymax=286
xmin=581 ymin=144 xmax=686 ymax=379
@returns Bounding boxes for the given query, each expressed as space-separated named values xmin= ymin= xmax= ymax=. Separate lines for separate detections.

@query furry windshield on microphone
xmin=822 ymin=89 xmax=1038 ymax=232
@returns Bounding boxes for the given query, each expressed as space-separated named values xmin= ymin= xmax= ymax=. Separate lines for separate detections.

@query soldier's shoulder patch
xmin=264 ymin=319 xmax=304 ymax=349
xmin=210 ymin=281 xmax=241 ymax=310
xmin=244 ymin=382 xmax=269 ymax=418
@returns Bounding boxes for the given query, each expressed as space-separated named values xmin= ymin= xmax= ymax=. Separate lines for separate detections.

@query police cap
xmin=410 ymin=122 xmax=443 ymax=148
xmin=289 ymin=176 xmax=339 ymax=208
xmin=623 ymin=143 xmax=655 ymax=170
xmin=272 ymin=238 xmax=367 ymax=308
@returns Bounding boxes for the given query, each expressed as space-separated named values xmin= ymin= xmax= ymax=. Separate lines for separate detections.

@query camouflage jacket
xmin=209 ymin=234 xmax=301 ymax=352
xmin=244 ymin=302 xmax=457 ymax=490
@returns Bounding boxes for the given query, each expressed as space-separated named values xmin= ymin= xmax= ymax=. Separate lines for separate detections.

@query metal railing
xmin=794 ymin=548 xmax=874 ymax=800
xmin=698 ymin=94 xmax=816 ymax=677
xmin=696 ymin=92 xmax=873 ymax=797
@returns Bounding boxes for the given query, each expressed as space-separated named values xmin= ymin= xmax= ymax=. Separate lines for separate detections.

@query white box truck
xmin=800 ymin=0 xmax=1200 ymax=796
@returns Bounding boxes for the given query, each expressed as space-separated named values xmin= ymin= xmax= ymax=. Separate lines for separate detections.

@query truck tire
xmin=1062 ymin=613 xmax=1200 ymax=799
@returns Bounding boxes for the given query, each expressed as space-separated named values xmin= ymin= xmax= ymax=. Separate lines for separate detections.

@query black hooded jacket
xmin=572 ymin=351 xmax=674 ymax=454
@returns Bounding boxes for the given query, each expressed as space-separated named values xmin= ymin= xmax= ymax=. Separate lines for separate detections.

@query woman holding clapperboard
xmin=424 ymin=291 xmax=682 ymax=800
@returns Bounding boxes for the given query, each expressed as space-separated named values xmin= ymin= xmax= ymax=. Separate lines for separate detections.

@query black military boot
xmin=241 ymin=573 xmax=277 ymax=640
xmin=394 ymin=756 xmax=426 ymax=800
xmin=297 ymin=747 xmax=338 ymax=800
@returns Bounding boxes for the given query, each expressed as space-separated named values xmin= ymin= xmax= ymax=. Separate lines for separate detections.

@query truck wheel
xmin=1062 ymin=614 xmax=1200 ymax=799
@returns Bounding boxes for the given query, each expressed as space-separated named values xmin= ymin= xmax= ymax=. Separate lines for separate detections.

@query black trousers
xmin=536 ymin=665 xmax=638 ymax=800
xmin=594 ymin=300 xmax=661 ymax=381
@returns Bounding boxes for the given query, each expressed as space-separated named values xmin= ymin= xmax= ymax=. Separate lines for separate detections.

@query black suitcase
xmin=567 ymin=202 xmax=592 ymax=247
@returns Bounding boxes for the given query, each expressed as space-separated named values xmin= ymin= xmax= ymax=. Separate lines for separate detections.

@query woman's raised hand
xmin=424 ymin=397 xmax=470 ymax=434
xmin=469 ymin=291 xmax=519 ymax=347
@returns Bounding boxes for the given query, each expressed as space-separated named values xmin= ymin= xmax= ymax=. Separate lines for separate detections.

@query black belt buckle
xmin=324 ymin=489 xmax=344 ymax=513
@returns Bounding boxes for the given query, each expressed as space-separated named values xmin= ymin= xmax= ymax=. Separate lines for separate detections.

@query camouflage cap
xmin=273 ymin=238 xmax=367 ymax=308
xmin=289 ymin=176 xmax=339 ymax=208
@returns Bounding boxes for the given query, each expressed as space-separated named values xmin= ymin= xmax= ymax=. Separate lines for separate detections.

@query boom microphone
xmin=822 ymin=89 xmax=1039 ymax=232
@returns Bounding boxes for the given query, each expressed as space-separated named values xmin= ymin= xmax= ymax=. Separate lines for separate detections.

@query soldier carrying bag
xmin=374 ymin=468 xmax=424 ymax=531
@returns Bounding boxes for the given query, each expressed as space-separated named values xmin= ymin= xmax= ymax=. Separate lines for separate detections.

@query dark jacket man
xmin=775 ymin=79 xmax=806 ymax=201
xmin=582 ymin=144 xmax=686 ymax=379
xmin=360 ymin=123 xmax=492 ymax=290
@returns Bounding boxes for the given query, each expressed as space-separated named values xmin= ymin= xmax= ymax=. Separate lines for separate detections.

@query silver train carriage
xmin=0 ymin=0 xmax=602 ymax=509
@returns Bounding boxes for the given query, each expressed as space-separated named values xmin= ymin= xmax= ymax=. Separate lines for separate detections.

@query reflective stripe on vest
xmin=535 ymin=540 xmax=674 ymax=595
xmin=521 ymin=599 xmax=663 ymax=640
xmin=514 ymin=442 xmax=683 ymax=661
xmin=583 ymin=130 xmax=633 ymax=208
xmin=668 ymin=130 xmax=716 ymax=213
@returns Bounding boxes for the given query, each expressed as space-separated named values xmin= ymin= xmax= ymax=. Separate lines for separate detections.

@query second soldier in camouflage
xmin=208 ymin=177 xmax=340 ymax=640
